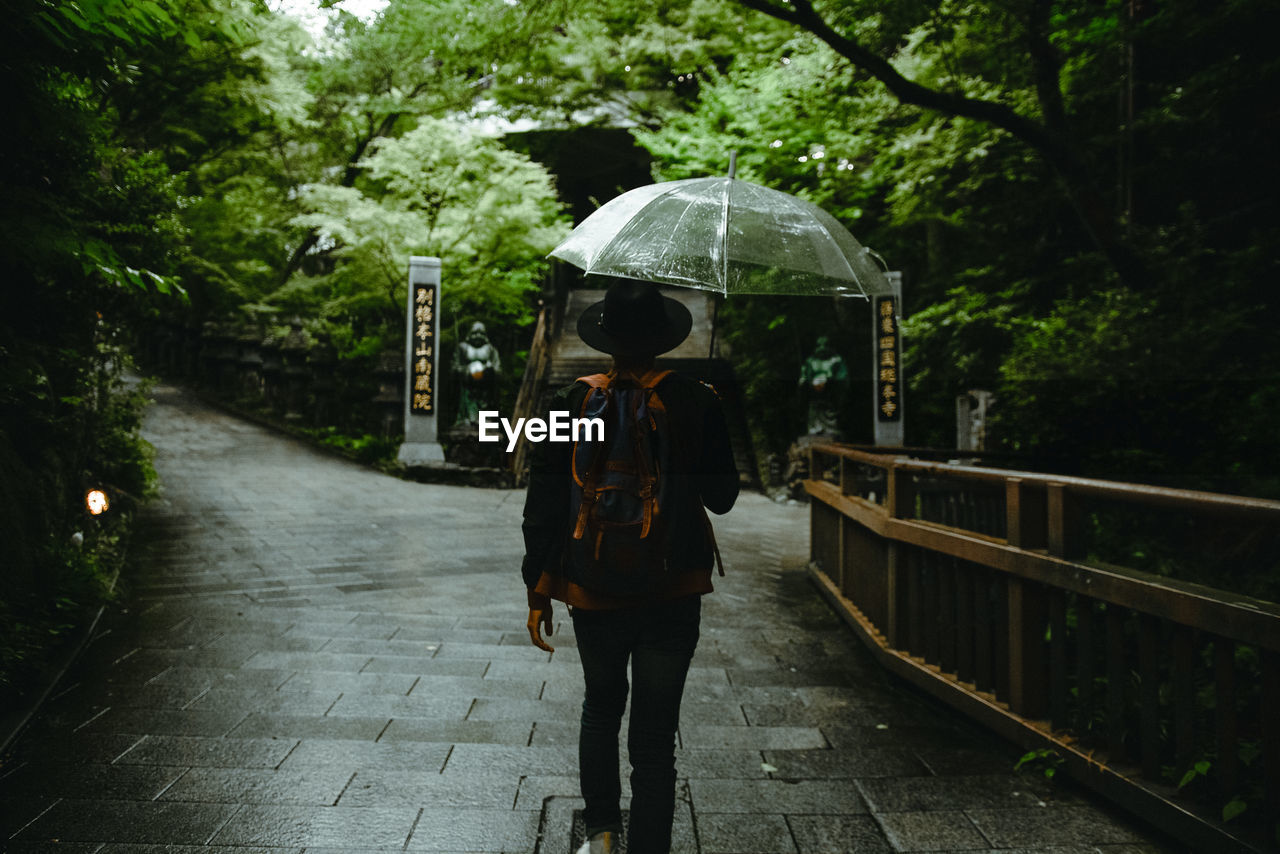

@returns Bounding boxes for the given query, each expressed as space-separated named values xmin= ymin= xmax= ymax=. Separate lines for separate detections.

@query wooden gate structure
xmin=805 ymin=444 xmax=1280 ymax=852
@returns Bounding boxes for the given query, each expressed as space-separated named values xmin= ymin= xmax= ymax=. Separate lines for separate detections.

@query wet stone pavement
xmin=1 ymin=383 xmax=1182 ymax=853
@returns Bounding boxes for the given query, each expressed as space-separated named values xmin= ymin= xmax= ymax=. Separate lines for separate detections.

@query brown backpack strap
xmin=633 ymin=368 xmax=673 ymax=389
xmin=576 ymin=372 xmax=613 ymax=388
xmin=571 ymin=377 xmax=612 ymax=538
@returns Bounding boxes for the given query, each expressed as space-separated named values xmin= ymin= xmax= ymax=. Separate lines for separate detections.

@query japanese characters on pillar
xmin=397 ymin=256 xmax=445 ymax=466
xmin=873 ymin=271 xmax=904 ymax=447
xmin=410 ymin=283 xmax=436 ymax=414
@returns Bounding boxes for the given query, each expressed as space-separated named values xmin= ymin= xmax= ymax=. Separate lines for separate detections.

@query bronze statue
xmin=454 ymin=321 xmax=501 ymax=425
xmin=798 ymin=335 xmax=848 ymax=437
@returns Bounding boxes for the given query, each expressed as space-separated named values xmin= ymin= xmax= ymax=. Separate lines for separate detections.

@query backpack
xmin=566 ymin=368 xmax=676 ymax=595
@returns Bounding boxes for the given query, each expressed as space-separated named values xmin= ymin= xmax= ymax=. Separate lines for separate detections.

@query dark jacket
xmin=520 ymin=371 xmax=739 ymax=600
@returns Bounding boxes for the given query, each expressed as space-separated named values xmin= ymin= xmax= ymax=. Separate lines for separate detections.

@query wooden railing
xmin=805 ymin=444 xmax=1280 ymax=852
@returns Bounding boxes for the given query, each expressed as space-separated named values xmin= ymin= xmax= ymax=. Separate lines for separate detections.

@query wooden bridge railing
xmin=805 ymin=444 xmax=1280 ymax=852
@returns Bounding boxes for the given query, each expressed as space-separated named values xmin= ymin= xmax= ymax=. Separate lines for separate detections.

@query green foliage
xmin=276 ymin=117 xmax=570 ymax=415
xmin=1015 ymin=747 xmax=1064 ymax=780
xmin=1 ymin=0 xmax=248 ymax=698
xmin=1178 ymin=759 xmax=1212 ymax=790
xmin=626 ymin=0 xmax=1280 ymax=496
xmin=308 ymin=427 xmax=400 ymax=467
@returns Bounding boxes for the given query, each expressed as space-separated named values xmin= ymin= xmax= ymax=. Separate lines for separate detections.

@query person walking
xmin=520 ymin=277 xmax=739 ymax=854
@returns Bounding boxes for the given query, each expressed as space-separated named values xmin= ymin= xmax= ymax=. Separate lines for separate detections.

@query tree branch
xmin=734 ymin=0 xmax=1149 ymax=288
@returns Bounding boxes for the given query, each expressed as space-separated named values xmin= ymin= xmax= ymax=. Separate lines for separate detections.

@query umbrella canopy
xmin=550 ymin=176 xmax=893 ymax=298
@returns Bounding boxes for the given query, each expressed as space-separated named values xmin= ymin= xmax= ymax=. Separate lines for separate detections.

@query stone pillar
xmin=872 ymin=271 xmax=905 ymax=447
xmin=397 ymin=256 xmax=445 ymax=465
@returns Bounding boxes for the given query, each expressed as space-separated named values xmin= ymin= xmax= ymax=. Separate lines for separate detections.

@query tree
xmin=279 ymin=117 xmax=570 ymax=417
xmin=730 ymin=0 xmax=1151 ymax=290
xmin=624 ymin=0 xmax=1280 ymax=491
xmin=1 ymin=0 xmax=270 ymax=695
xmin=275 ymin=0 xmax=575 ymax=283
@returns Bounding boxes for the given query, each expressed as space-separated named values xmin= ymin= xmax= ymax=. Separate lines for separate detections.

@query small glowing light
xmin=625 ymin=65 xmax=631 ymax=72
xmin=86 ymin=489 xmax=109 ymax=516
xmin=798 ymin=155 xmax=808 ymax=162
xmin=781 ymin=57 xmax=791 ymax=65
xmin=770 ymin=139 xmax=783 ymax=148
xmin=812 ymin=150 xmax=824 ymax=159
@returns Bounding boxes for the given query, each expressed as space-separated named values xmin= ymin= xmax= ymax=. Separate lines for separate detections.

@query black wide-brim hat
xmin=577 ymin=276 xmax=693 ymax=357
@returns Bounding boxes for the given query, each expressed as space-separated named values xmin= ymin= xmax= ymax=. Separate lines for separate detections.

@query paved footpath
xmin=2 ymin=383 xmax=1182 ymax=853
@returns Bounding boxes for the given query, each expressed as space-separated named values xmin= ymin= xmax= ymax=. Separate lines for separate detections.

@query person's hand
xmin=527 ymin=591 xmax=555 ymax=652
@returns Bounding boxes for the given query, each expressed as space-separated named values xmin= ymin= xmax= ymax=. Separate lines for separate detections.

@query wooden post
xmin=1006 ymin=478 xmax=1047 ymax=550
xmin=887 ymin=464 xmax=914 ymax=520
xmin=1007 ymin=576 xmax=1049 ymax=718
xmin=1047 ymin=482 xmax=1084 ymax=560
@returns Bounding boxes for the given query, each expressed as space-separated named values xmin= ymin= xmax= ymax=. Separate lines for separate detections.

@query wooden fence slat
xmin=1264 ymin=649 xmax=1279 ymax=811
xmin=1139 ymin=614 xmax=1161 ymax=780
xmin=956 ymin=565 xmax=974 ymax=684
xmin=1050 ymin=590 xmax=1068 ymax=731
xmin=940 ymin=558 xmax=957 ymax=674
xmin=887 ymin=541 xmax=905 ymax=649
xmin=1107 ymin=605 xmax=1127 ymax=761
xmin=975 ymin=567 xmax=993 ymax=693
xmin=907 ymin=546 xmax=922 ymax=658
xmin=1077 ymin=596 xmax=1095 ymax=736
xmin=836 ymin=511 xmax=847 ymax=596
xmin=923 ymin=557 xmax=940 ymax=665
xmin=803 ymin=451 xmax=1280 ymax=850
xmin=1172 ymin=625 xmax=1196 ymax=777
xmin=1216 ymin=638 xmax=1239 ymax=799
xmin=995 ymin=577 xmax=1010 ymax=702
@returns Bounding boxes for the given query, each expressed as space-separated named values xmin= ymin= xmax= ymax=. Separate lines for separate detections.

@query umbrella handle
xmin=709 ymin=295 xmax=720 ymax=359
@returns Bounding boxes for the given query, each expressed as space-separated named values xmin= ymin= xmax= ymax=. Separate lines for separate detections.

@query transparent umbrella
xmin=550 ymin=163 xmax=893 ymax=299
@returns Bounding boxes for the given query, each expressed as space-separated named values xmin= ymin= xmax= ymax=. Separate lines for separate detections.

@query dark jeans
xmin=571 ymin=595 xmax=702 ymax=854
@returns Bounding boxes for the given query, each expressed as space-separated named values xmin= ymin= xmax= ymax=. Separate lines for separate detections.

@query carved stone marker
xmin=397 ymin=256 xmax=445 ymax=465
xmin=873 ymin=271 xmax=904 ymax=447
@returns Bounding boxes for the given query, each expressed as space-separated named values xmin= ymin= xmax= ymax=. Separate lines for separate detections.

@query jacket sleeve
xmin=519 ymin=386 xmax=574 ymax=589
xmin=696 ymin=386 xmax=739 ymax=515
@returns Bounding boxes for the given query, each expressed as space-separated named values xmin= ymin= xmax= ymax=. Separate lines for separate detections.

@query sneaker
xmin=575 ymin=830 xmax=615 ymax=854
